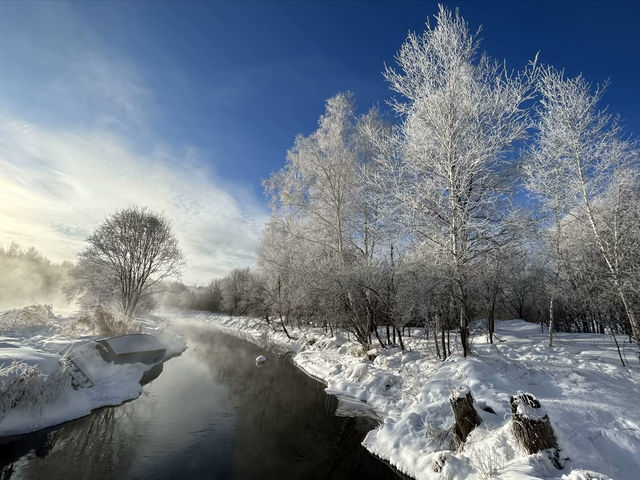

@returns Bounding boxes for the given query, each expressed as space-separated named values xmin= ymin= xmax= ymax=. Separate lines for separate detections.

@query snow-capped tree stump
xmin=510 ymin=391 xmax=562 ymax=468
xmin=450 ymin=388 xmax=482 ymax=446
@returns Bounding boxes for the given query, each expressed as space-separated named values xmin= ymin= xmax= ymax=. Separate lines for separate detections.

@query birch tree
xmin=263 ymin=93 xmax=376 ymax=347
xmin=373 ymin=5 xmax=536 ymax=356
xmin=525 ymin=66 xmax=640 ymax=358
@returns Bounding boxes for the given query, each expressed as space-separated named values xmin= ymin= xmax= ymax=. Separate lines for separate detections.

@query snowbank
xmin=178 ymin=312 xmax=640 ymax=480
xmin=0 ymin=339 xmax=147 ymax=436
xmin=0 ymin=308 xmax=187 ymax=437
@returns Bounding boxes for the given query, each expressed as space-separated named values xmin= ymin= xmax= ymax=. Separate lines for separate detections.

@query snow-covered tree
xmin=525 ymin=67 xmax=640 ymax=357
xmin=370 ymin=6 xmax=536 ymax=355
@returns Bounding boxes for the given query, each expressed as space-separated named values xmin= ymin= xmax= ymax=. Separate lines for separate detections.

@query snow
xmin=101 ymin=333 xmax=165 ymax=355
xmin=177 ymin=312 xmax=640 ymax=480
xmin=0 ymin=308 xmax=186 ymax=437
xmin=0 ymin=343 xmax=61 ymax=375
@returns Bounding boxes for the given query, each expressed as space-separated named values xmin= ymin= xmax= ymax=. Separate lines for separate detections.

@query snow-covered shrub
xmin=0 ymin=304 xmax=56 ymax=331
xmin=425 ymin=423 xmax=455 ymax=451
xmin=0 ymin=360 xmax=70 ymax=421
xmin=67 ymin=305 xmax=138 ymax=336
xmin=471 ymin=449 xmax=504 ymax=480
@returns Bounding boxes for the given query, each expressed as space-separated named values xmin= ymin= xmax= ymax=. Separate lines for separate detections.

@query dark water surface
xmin=0 ymin=320 xmax=399 ymax=480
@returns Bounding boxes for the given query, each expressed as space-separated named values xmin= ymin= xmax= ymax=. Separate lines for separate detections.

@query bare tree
xmin=221 ymin=268 xmax=252 ymax=315
xmin=73 ymin=207 xmax=184 ymax=320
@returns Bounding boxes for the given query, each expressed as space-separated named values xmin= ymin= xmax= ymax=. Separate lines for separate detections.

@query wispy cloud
xmin=0 ymin=3 xmax=154 ymax=135
xmin=47 ymin=49 xmax=153 ymax=131
xmin=0 ymin=3 xmax=270 ymax=284
xmin=0 ymin=117 xmax=269 ymax=284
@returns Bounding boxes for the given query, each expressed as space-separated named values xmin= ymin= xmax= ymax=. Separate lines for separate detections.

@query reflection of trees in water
xmin=3 ymin=397 xmax=156 ymax=480
xmin=0 ymin=425 xmax=63 ymax=478
xmin=186 ymin=325 xmax=396 ymax=480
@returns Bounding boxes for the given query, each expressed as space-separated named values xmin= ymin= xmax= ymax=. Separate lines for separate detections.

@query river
xmin=0 ymin=320 xmax=400 ymax=479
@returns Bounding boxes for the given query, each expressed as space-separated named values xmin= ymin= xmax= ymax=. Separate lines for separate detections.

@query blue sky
xmin=0 ymin=1 xmax=638 ymax=283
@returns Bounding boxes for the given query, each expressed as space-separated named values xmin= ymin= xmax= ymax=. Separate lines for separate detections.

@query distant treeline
xmin=153 ymin=268 xmax=251 ymax=315
xmin=0 ymin=241 xmax=248 ymax=317
xmin=0 ymin=243 xmax=73 ymax=310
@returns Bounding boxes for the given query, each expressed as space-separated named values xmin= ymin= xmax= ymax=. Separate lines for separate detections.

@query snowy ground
xmin=173 ymin=312 xmax=640 ymax=480
xmin=0 ymin=307 xmax=186 ymax=437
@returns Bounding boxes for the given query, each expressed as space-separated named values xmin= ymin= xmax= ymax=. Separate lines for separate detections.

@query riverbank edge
xmin=0 ymin=317 xmax=187 ymax=438
xmin=177 ymin=312 xmax=639 ymax=480
xmin=186 ymin=314 xmax=419 ymax=479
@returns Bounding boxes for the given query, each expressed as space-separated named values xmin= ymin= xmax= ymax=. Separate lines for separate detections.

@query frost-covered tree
xmin=371 ymin=6 xmax=536 ymax=355
xmin=221 ymin=268 xmax=252 ymax=315
xmin=525 ymin=67 xmax=640 ymax=357
xmin=262 ymin=93 xmax=402 ymax=349
xmin=263 ymin=93 xmax=363 ymax=341
xmin=72 ymin=207 xmax=184 ymax=320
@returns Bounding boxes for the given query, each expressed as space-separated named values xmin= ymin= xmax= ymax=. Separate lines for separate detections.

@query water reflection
xmin=1 ymin=403 xmax=152 ymax=479
xmin=0 ymin=321 xmax=399 ymax=480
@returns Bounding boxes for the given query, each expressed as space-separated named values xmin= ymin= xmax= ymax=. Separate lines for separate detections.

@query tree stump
xmin=450 ymin=388 xmax=482 ymax=446
xmin=510 ymin=391 xmax=562 ymax=468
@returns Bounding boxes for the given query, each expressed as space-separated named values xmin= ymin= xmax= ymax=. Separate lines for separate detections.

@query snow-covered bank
xmin=0 ymin=308 xmax=186 ymax=437
xmin=176 ymin=312 xmax=640 ymax=480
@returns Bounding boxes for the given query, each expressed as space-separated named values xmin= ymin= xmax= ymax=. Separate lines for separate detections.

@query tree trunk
xmin=460 ymin=308 xmax=470 ymax=356
xmin=488 ymin=301 xmax=495 ymax=345
xmin=395 ymin=326 xmax=405 ymax=351
xmin=548 ymin=297 xmax=554 ymax=347
xmin=278 ymin=314 xmax=297 ymax=340
xmin=509 ymin=392 xmax=561 ymax=468
xmin=450 ymin=389 xmax=482 ymax=447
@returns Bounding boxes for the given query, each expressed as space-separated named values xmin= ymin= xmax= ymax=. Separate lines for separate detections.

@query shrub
xmin=0 ymin=304 xmax=56 ymax=331
xmin=0 ymin=361 xmax=70 ymax=421
xmin=71 ymin=305 xmax=138 ymax=337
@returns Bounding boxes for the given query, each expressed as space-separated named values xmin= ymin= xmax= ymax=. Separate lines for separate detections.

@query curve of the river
xmin=0 ymin=319 xmax=400 ymax=479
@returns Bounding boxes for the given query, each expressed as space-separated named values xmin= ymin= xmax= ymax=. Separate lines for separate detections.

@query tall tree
xmin=372 ymin=6 xmax=536 ymax=355
xmin=525 ymin=67 xmax=640 ymax=358
xmin=263 ymin=93 xmax=395 ymax=348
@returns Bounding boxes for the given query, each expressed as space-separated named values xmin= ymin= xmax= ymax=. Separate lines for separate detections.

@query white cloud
xmin=0 ymin=5 xmax=272 ymax=284
xmin=0 ymin=117 xmax=269 ymax=284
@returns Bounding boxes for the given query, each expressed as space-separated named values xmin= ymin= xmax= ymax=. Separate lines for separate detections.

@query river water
xmin=0 ymin=320 xmax=400 ymax=479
